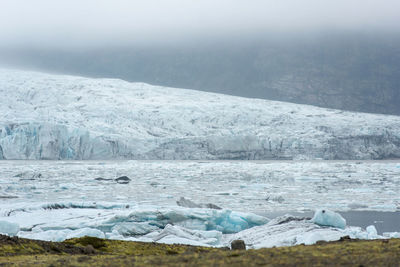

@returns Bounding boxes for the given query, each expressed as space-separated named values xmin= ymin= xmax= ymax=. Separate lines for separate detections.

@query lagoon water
xmin=0 ymin=160 xmax=399 ymax=246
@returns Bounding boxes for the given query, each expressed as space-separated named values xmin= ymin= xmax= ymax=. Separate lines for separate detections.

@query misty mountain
xmin=1 ymin=32 xmax=400 ymax=115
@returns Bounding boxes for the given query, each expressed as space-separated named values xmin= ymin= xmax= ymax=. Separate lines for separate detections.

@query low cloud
xmin=0 ymin=0 xmax=399 ymax=48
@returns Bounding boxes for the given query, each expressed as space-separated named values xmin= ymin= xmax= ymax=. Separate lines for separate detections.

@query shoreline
xmin=0 ymin=235 xmax=399 ymax=266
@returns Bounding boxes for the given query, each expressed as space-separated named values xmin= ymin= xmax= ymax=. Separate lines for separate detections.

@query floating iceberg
xmin=311 ymin=209 xmax=346 ymax=229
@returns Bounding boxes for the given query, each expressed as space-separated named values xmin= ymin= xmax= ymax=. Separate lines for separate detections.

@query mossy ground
xmin=0 ymin=234 xmax=399 ymax=266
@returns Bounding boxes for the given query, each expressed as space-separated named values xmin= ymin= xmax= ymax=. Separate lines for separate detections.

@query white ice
xmin=0 ymin=201 xmax=395 ymax=248
xmin=1 ymin=69 xmax=400 ymax=160
xmin=0 ymin=160 xmax=399 ymax=214
xmin=311 ymin=209 xmax=346 ymax=229
xmin=0 ymin=220 xmax=19 ymax=236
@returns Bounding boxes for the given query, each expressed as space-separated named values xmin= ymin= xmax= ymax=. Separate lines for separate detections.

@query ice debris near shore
xmin=383 ymin=232 xmax=400 ymax=238
xmin=102 ymin=207 xmax=269 ymax=235
xmin=225 ymin=213 xmax=386 ymax=249
xmin=311 ymin=209 xmax=346 ymax=229
xmin=1 ymin=69 xmax=400 ymax=160
xmin=7 ymin=204 xmax=268 ymax=242
xmin=21 ymin=228 xmax=106 ymax=242
xmin=2 ymin=203 xmax=395 ymax=248
xmin=0 ymin=221 xmax=20 ymax=236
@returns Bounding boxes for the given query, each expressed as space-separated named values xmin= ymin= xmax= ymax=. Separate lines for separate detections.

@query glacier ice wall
xmin=1 ymin=69 xmax=400 ymax=160
xmin=0 ymin=123 xmax=130 ymax=160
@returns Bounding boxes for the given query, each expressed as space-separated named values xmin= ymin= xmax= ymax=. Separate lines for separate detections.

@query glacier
xmin=1 ymin=69 xmax=400 ymax=160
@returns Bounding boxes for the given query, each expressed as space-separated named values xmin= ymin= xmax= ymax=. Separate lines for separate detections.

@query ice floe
xmin=311 ymin=209 xmax=346 ymax=229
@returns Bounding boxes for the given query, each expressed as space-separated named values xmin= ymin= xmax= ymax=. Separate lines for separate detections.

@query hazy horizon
xmin=1 ymin=0 xmax=400 ymax=49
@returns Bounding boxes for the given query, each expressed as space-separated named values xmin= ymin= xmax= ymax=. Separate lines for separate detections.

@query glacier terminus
xmin=1 ymin=69 xmax=400 ymax=160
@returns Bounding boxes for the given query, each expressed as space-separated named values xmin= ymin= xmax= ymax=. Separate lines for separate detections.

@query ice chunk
xmin=228 ymin=215 xmax=346 ymax=249
xmin=175 ymin=219 xmax=207 ymax=231
xmin=105 ymin=229 xmax=125 ymax=240
xmin=157 ymin=236 xmax=211 ymax=247
xmin=177 ymin=197 xmax=201 ymax=208
xmin=295 ymin=231 xmax=325 ymax=245
xmin=112 ymin=222 xmax=159 ymax=236
xmin=153 ymin=224 xmax=221 ymax=246
xmin=19 ymin=229 xmax=73 ymax=242
xmin=19 ymin=228 xmax=105 ymax=242
xmin=366 ymin=225 xmax=378 ymax=239
xmin=176 ymin=197 xmax=222 ymax=210
xmin=383 ymin=232 xmax=400 ymax=238
xmin=65 ymin=228 xmax=105 ymax=240
xmin=0 ymin=221 xmax=20 ymax=236
xmin=311 ymin=209 xmax=346 ymax=229
xmin=106 ymin=207 xmax=269 ymax=234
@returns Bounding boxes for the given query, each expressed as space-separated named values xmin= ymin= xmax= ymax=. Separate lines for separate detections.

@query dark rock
xmin=231 ymin=239 xmax=246 ymax=250
xmin=32 ymin=173 xmax=42 ymax=179
xmin=150 ymin=182 xmax=160 ymax=187
xmin=0 ymin=195 xmax=18 ymax=199
xmin=115 ymin=176 xmax=131 ymax=184
xmin=339 ymin=235 xmax=351 ymax=241
xmin=83 ymin=244 xmax=96 ymax=254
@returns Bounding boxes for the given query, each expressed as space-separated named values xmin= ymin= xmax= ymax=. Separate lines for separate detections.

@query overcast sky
xmin=1 ymin=0 xmax=400 ymax=48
